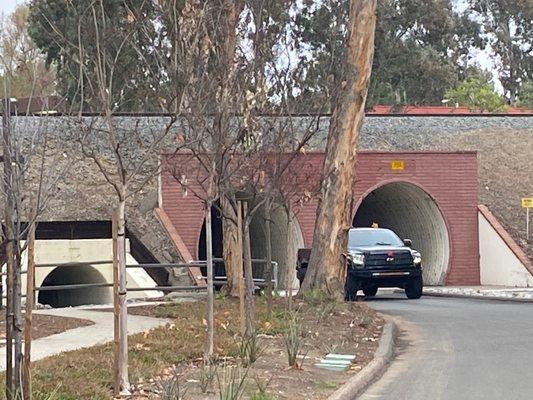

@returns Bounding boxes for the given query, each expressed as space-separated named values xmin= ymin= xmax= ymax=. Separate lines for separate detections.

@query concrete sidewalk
xmin=0 ymin=308 xmax=170 ymax=371
xmin=422 ymin=286 xmax=533 ymax=302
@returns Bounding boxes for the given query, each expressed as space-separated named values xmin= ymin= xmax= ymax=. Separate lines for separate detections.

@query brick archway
xmin=161 ymin=151 xmax=479 ymax=285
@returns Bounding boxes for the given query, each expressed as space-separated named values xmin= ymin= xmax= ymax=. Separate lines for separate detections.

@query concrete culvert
xmin=353 ymin=181 xmax=450 ymax=285
xmin=38 ymin=265 xmax=112 ymax=308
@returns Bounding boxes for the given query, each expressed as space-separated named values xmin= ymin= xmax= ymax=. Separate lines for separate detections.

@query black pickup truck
xmin=296 ymin=227 xmax=423 ymax=300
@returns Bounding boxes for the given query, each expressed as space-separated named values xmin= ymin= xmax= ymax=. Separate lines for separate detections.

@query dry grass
xmin=0 ymin=297 xmax=382 ymax=400
xmin=6 ymin=301 xmax=241 ymax=399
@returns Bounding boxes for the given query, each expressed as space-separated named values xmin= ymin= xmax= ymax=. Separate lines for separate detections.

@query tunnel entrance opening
xmin=353 ymin=181 xmax=450 ymax=285
xmin=198 ymin=205 xmax=225 ymax=279
xmin=197 ymin=203 xmax=304 ymax=289
xmin=38 ymin=265 xmax=112 ymax=308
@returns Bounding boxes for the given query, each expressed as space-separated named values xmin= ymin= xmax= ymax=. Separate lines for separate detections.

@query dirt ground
xmin=0 ymin=312 xmax=93 ymax=344
xmin=128 ymin=297 xmax=384 ymax=400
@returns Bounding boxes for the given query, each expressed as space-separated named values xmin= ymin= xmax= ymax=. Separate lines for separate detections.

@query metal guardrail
xmin=126 ymin=262 xmax=206 ymax=269
xmin=35 ymin=260 xmax=113 ymax=268
xmin=1 ymin=261 xmax=208 ymax=295
xmin=36 ymin=282 xmax=112 ymax=291
xmin=1 ymin=258 xmax=277 ymax=294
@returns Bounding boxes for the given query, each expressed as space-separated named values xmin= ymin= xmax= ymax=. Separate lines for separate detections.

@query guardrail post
xmin=23 ymin=208 xmax=36 ymax=400
xmin=272 ymin=261 xmax=279 ymax=290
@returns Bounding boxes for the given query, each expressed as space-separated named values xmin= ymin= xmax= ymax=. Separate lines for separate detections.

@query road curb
xmin=422 ymin=291 xmax=533 ymax=303
xmin=327 ymin=321 xmax=397 ymax=400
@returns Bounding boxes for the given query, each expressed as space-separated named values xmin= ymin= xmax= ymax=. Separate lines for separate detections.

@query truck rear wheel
xmin=363 ymin=285 xmax=378 ymax=297
xmin=405 ymin=276 xmax=423 ymax=299
xmin=345 ymin=275 xmax=359 ymax=301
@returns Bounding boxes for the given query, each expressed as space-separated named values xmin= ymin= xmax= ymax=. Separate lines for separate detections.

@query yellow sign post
xmin=522 ymin=198 xmax=533 ymax=208
xmin=522 ymin=198 xmax=533 ymax=241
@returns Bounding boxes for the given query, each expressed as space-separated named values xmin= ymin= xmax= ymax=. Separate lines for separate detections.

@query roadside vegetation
xmin=0 ymin=297 xmax=382 ymax=399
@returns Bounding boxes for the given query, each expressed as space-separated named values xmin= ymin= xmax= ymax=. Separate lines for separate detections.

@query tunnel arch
xmin=353 ymin=180 xmax=451 ymax=285
xmin=38 ymin=264 xmax=112 ymax=308
xmin=249 ymin=205 xmax=305 ymax=289
xmin=197 ymin=203 xmax=305 ymax=289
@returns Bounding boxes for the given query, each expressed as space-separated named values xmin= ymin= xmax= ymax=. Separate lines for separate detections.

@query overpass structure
xmin=1 ymin=113 xmax=531 ymax=306
xmin=162 ymin=150 xmax=533 ymax=289
xmin=162 ymin=151 xmax=479 ymax=287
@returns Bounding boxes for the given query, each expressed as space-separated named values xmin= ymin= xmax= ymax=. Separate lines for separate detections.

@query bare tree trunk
xmin=3 ymin=98 xmax=14 ymax=399
xmin=23 ymin=212 xmax=36 ymax=400
xmin=216 ymin=1 xmax=245 ymax=297
xmin=221 ymin=195 xmax=241 ymax=297
xmin=204 ymin=201 xmax=214 ymax=361
xmin=301 ymin=0 xmax=377 ymax=299
xmin=117 ymin=195 xmax=130 ymax=395
xmin=263 ymin=197 xmax=273 ymax=314
xmin=242 ymin=203 xmax=255 ymax=338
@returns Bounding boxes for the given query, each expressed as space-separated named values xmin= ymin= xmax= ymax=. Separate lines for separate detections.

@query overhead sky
xmin=0 ymin=0 xmax=19 ymax=17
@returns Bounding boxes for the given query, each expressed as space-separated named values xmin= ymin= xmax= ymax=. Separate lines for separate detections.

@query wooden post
xmin=264 ymin=198 xmax=273 ymax=314
xmin=13 ymin=223 xmax=22 ymax=399
xmin=3 ymin=97 xmax=14 ymax=399
xmin=205 ymin=201 xmax=214 ymax=361
xmin=527 ymin=207 xmax=530 ymax=242
xmin=112 ymin=209 xmax=120 ymax=395
xmin=286 ymin=208 xmax=294 ymax=311
xmin=237 ymin=201 xmax=245 ymax=337
xmin=116 ymin=199 xmax=130 ymax=394
xmin=23 ymin=211 xmax=36 ymax=400
xmin=242 ymin=202 xmax=255 ymax=338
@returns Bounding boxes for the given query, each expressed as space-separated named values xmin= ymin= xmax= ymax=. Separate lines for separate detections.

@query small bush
xmin=302 ymin=289 xmax=327 ymax=306
xmin=199 ymin=361 xmax=217 ymax=394
xmin=251 ymin=392 xmax=275 ymax=400
xmin=32 ymin=389 xmax=60 ymax=400
xmin=317 ymin=381 xmax=338 ymax=390
xmin=157 ymin=368 xmax=186 ymax=400
xmin=282 ymin=312 xmax=307 ymax=368
xmin=237 ymin=332 xmax=264 ymax=366
xmin=251 ymin=374 xmax=273 ymax=400
xmin=357 ymin=315 xmax=374 ymax=328
xmin=217 ymin=364 xmax=249 ymax=400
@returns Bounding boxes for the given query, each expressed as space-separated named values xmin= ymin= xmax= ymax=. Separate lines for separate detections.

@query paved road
xmin=360 ymin=294 xmax=533 ymax=400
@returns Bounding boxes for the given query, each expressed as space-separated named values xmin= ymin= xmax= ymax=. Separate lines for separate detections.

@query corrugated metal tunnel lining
xmin=198 ymin=203 xmax=304 ymax=288
xmin=353 ymin=181 xmax=450 ymax=285
xmin=250 ymin=205 xmax=304 ymax=289
xmin=38 ymin=265 xmax=112 ymax=308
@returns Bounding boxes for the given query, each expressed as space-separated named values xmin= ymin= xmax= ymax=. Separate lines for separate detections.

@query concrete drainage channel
xmin=327 ymin=321 xmax=398 ymax=400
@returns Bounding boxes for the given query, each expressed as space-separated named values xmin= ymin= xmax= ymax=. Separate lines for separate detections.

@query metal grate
xmin=364 ymin=250 xmax=414 ymax=269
